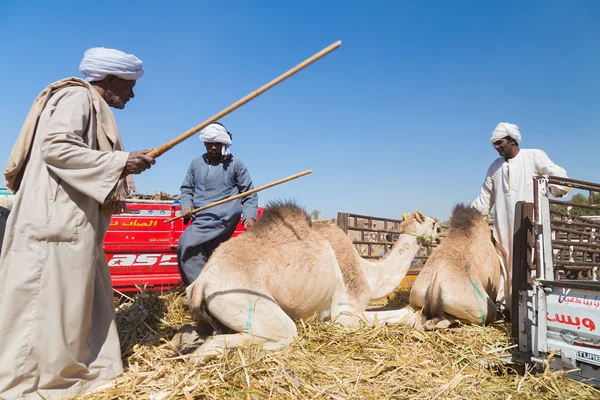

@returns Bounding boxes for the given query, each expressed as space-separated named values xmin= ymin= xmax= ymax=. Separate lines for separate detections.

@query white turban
xmin=490 ymin=122 xmax=521 ymax=144
xmin=199 ymin=123 xmax=232 ymax=157
xmin=79 ymin=47 xmax=144 ymax=83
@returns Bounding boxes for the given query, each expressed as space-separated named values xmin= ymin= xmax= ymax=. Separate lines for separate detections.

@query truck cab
xmin=105 ymin=199 xmax=263 ymax=293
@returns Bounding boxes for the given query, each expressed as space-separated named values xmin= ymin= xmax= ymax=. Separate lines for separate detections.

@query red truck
xmin=105 ymin=200 xmax=263 ymax=293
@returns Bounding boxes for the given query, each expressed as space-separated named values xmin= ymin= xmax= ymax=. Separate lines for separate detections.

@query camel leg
xmin=361 ymin=308 xmax=419 ymax=327
xmin=191 ymin=331 xmax=291 ymax=361
xmin=423 ymin=313 xmax=459 ymax=330
xmin=329 ymin=289 xmax=370 ymax=327
xmin=329 ymin=307 xmax=365 ymax=327
xmin=435 ymin=285 xmax=498 ymax=327
xmin=192 ymin=292 xmax=298 ymax=360
xmin=329 ymin=291 xmax=418 ymax=328
xmin=408 ymin=269 xmax=432 ymax=310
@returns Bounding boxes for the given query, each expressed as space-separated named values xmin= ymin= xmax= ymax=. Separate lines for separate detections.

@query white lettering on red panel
xmin=108 ymin=254 xmax=178 ymax=267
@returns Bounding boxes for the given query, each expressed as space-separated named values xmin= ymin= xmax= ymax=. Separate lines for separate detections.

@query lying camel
xmin=183 ymin=200 xmax=440 ymax=358
xmin=409 ymin=203 xmax=505 ymax=330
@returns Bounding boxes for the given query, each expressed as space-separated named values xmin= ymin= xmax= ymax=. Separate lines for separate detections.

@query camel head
xmin=400 ymin=211 xmax=442 ymax=246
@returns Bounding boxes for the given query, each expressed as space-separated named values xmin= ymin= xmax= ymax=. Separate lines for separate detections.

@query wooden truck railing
xmin=512 ymin=175 xmax=600 ymax=388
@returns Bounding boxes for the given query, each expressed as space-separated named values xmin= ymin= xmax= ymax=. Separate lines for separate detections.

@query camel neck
xmin=361 ymin=234 xmax=421 ymax=300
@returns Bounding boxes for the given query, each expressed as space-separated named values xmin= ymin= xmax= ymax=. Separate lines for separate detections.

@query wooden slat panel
xmin=336 ymin=212 xmax=447 ymax=267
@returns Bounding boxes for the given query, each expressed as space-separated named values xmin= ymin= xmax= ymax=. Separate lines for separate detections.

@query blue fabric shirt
xmin=179 ymin=154 xmax=258 ymax=243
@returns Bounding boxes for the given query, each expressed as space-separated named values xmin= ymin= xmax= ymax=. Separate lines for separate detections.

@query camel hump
xmin=251 ymin=199 xmax=312 ymax=233
xmin=448 ymin=203 xmax=486 ymax=231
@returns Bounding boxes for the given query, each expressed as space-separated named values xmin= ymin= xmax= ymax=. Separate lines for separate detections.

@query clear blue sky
xmin=1 ymin=1 xmax=598 ymax=222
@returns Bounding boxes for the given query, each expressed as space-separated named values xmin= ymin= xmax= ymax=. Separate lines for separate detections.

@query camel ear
xmin=416 ymin=211 xmax=425 ymax=223
xmin=402 ymin=212 xmax=407 ymax=221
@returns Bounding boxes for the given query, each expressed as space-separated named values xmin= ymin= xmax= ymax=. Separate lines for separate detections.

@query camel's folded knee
xmin=336 ymin=315 xmax=364 ymax=328
xmin=423 ymin=317 xmax=452 ymax=331
xmin=453 ymin=301 xmax=499 ymax=326
xmin=170 ymin=324 xmax=202 ymax=351
xmin=191 ymin=331 xmax=297 ymax=362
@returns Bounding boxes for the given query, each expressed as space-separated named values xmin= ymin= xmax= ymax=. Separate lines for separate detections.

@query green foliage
xmin=551 ymin=193 xmax=600 ymax=216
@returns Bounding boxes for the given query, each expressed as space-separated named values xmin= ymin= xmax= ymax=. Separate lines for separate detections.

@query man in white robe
xmin=471 ymin=122 xmax=570 ymax=315
xmin=0 ymin=47 xmax=155 ymax=399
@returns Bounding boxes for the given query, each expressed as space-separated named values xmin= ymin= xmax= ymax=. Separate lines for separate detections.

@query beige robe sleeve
xmin=39 ymin=88 xmax=128 ymax=205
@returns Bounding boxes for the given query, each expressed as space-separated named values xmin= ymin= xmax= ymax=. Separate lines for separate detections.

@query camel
xmin=408 ymin=203 xmax=505 ymax=330
xmin=181 ymin=200 xmax=441 ymax=359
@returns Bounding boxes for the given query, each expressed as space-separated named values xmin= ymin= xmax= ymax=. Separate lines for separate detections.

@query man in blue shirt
xmin=177 ymin=122 xmax=258 ymax=285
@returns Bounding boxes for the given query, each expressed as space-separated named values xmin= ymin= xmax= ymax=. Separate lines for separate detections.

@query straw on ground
xmin=77 ymin=287 xmax=598 ymax=399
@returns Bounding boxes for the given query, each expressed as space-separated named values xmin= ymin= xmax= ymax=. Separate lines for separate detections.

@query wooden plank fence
xmin=335 ymin=212 xmax=448 ymax=277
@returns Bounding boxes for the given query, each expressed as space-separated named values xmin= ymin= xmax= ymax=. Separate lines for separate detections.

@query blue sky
xmin=1 ymin=1 xmax=598 ymax=222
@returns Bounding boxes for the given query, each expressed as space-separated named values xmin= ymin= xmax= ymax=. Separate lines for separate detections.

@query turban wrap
xmin=490 ymin=122 xmax=521 ymax=144
xmin=199 ymin=123 xmax=232 ymax=157
xmin=79 ymin=47 xmax=144 ymax=83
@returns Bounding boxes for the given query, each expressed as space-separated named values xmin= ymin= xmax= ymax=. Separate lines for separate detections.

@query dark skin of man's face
xmin=205 ymin=142 xmax=223 ymax=162
xmin=97 ymin=75 xmax=136 ymax=109
xmin=493 ymin=137 xmax=519 ymax=160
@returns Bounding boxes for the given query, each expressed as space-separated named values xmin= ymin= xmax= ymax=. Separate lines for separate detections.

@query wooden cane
xmin=164 ymin=169 xmax=312 ymax=223
xmin=147 ymin=40 xmax=342 ymax=159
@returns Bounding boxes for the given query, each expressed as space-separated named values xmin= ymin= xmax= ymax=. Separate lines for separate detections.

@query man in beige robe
xmin=0 ymin=47 xmax=155 ymax=399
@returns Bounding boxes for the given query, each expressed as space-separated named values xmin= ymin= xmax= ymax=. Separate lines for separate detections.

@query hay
xmin=78 ymin=288 xmax=598 ymax=400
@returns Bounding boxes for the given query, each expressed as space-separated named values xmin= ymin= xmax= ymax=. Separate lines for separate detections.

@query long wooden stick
xmin=147 ymin=41 xmax=342 ymax=159
xmin=164 ymin=169 xmax=312 ymax=223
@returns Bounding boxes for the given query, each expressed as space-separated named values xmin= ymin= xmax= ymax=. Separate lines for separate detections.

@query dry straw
xmin=76 ymin=287 xmax=598 ymax=399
